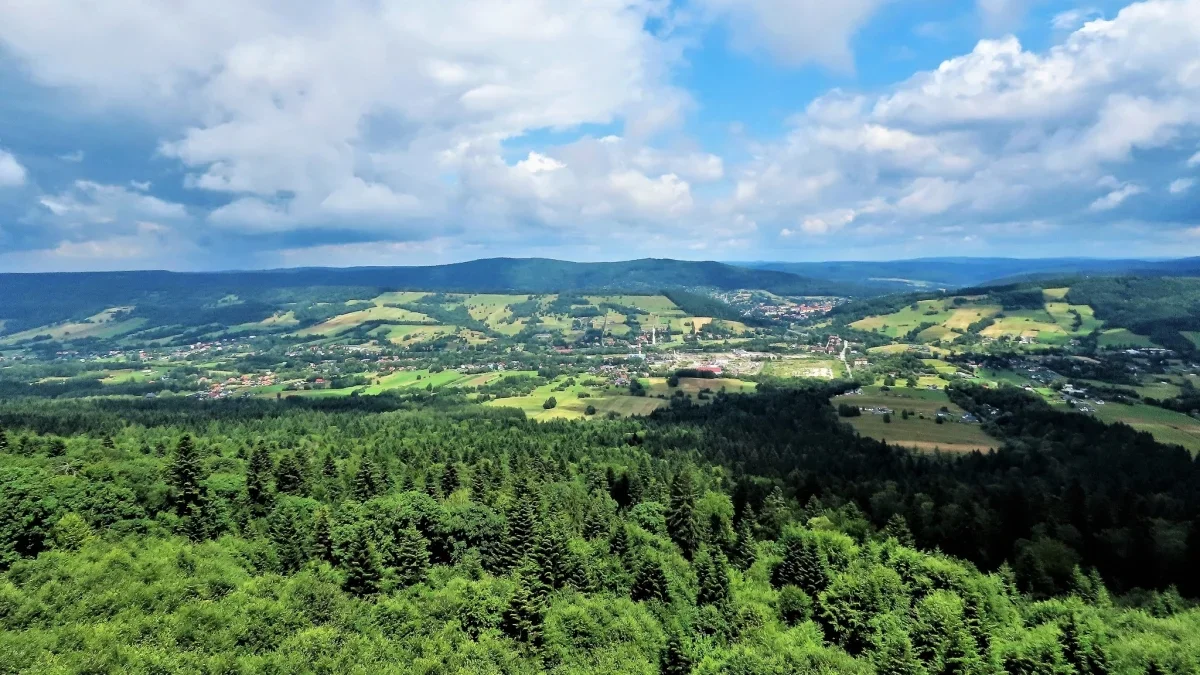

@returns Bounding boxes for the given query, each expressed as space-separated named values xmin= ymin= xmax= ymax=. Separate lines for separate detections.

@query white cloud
xmin=1089 ymin=182 xmax=1144 ymax=210
xmin=59 ymin=150 xmax=85 ymax=163
xmin=37 ymin=181 xmax=188 ymax=224
xmin=0 ymin=149 xmax=26 ymax=187
xmin=0 ymin=0 xmax=690 ymax=238
xmin=1169 ymin=177 xmax=1196 ymax=194
xmin=694 ymin=0 xmax=886 ymax=70
xmin=1051 ymin=7 xmax=1102 ymax=30
xmin=1188 ymin=150 xmax=1200 ymax=167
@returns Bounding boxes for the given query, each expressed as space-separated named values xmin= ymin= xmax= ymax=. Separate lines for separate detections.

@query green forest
xmin=2 ymin=385 xmax=1198 ymax=673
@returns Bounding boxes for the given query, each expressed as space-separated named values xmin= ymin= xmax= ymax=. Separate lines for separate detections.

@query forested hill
xmin=0 ymin=258 xmax=863 ymax=333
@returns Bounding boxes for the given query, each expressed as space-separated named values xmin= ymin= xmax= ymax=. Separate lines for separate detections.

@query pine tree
xmin=733 ymin=516 xmax=757 ymax=570
xmin=502 ymin=568 xmax=544 ymax=649
xmin=696 ymin=550 xmax=731 ymax=606
xmin=471 ymin=465 xmax=491 ymax=503
xmin=883 ymin=513 xmax=916 ymax=548
xmin=352 ymin=457 xmax=380 ymax=502
xmin=632 ymin=557 xmax=670 ymax=603
xmin=759 ymin=486 xmax=790 ymax=539
xmin=342 ymin=529 xmax=383 ymax=597
xmin=772 ymin=533 xmax=828 ymax=596
xmin=667 ymin=469 xmax=701 ymax=559
xmin=245 ymin=444 xmax=274 ymax=516
xmin=441 ymin=462 xmax=459 ymax=497
xmin=169 ymin=435 xmax=205 ymax=516
xmin=660 ymin=626 xmax=693 ymax=675
xmin=392 ymin=526 xmax=430 ymax=586
xmin=311 ymin=507 xmax=335 ymax=563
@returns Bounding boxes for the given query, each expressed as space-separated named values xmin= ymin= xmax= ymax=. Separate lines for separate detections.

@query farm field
xmin=641 ymin=376 xmax=758 ymax=398
xmin=1093 ymin=403 xmax=1200 ymax=454
xmin=833 ymin=386 xmax=996 ymax=453
xmin=295 ymin=305 xmax=434 ymax=337
xmin=761 ymin=358 xmax=846 ymax=379
xmin=850 ymin=299 xmax=956 ymax=337
xmin=0 ymin=307 xmax=146 ymax=345
xmin=485 ymin=375 xmax=667 ymax=421
xmin=1097 ymin=328 xmax=1158 ymax=348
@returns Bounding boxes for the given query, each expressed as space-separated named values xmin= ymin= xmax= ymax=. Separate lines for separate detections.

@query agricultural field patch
xmin=1042 ymin=287 xmax=1070 ymax=300
xmin=833 ymin=387 xmax=995 ymax=453
xmin=1093 ymin=403 xmax=1200 ymax=454
xmin=0 ymin=307 xmax=146 ymax=345
xmin=295 ymin=305 xmax=435 ymax=337
xmin=371 ymin=291 xmax=429 ymax=305
xmin=761 ymin=358 xmax=845 ymax=379
xmin=1097 ymin=328 xmax=1158 ymax=348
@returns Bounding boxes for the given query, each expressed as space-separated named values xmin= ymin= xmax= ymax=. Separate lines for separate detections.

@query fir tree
xmin=532 ymin=523 xmax=585 ymax=592
xmin=169 ymin=435 xmax=205 ymax=516
xmin=508 ymin=499 xmax=538 ymax=557
xmin=772 ymin=533 xmax=829 ymax=596
xmin=875 ymin=628 xmax=925 ymax=675
xmin=51 ymin=513 xmax=93 ymax=551
xmin=502 ymin=567 xmax=544 ymax=649
xmin=1060 ymin=613 xmax=1111 ymax=675
xmin=320 ymin=453 xmax=342 ymax=500
xmin=245 ymin=444 xmax=274 ymax=516
xmin=660 ymin=627 xmax=693 ymax=675
xmin=695 ymin=550 xmax=731 ymax=606
xmin=609 ymin=523 xmax=630 ymax=560
xmin=352 ymin=457 xmax=380 ymax=502
xmin=632 ymin=557 xmax=670 ymax=603
xmin=342 ymin=529 xmax=383 ymax=597
xmin=759 ymin=486 xmax=790 ymax=539
xmin=883 ymin=513 xmax=916 ymax=548
xmin=311 ymin=507 xmax=335 ymax=563
xmin=268 ymin=504 xmax=307 ymax=573
xmin=584 ymin=497 xmax=613 ymax=540
xmin=940 ymin=629 xmax=983 ymax=675
xmin=733 ymin=516 xmax=757 ymax=570
xmin=441 ymin=462 xmax=459 ymax=497
xmin=392 ymin=526 xmax=430 ymax=586
xmin=275 ymin=451 xmax=307 ymax=496
xmin=667 ymin=469 xmax=701 ymax=559
xmin=471 ymin=465 xmax=491 ymax=503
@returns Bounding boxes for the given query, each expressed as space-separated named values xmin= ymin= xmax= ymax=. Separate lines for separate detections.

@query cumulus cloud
xmin=728 ymin=0 xmax=1200 ymax=252
xmin=0 ymin=148 xmax=26 ymax=187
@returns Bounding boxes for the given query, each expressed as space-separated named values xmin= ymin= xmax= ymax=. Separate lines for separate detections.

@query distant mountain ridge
xmin=0 ymin=258 xmax=864 ymax=335
xmin=736 ymin=257 xmax=1200 ymax=289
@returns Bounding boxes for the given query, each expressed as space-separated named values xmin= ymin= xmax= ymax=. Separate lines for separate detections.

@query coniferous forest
xmin=2 ymin=385 xmax=1199 ymax=673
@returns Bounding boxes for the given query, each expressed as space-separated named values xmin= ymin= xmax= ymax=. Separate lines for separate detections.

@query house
xmin=961 ymin=413 xmax=980 ymax=423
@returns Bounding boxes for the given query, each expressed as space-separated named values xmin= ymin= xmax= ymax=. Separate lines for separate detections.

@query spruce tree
xmin=532 ymin=523 xmax=585 ymax=592
xmin=733 ymin=516 xmax=757 ymax=570
xmin=1060 ymin=613 xmax=1111 ymax=675
xmin=584 ymin=497 xmax=613 ymax=540
xmin=883 ymin=513 xmax=916 ymax=548
xmin=342 ymin=529 xmax=383 ymax=597
xmin=508 ymin=499 xmax=538 ymax=557
xmin=772 ymin=533 xmax=829 ymax=596
xmin=169 ymin=435 xmax=205 ymax=516
xmin=352 ymin=457 xmax=380 ymax=502
xmin=393 ymin=526 xmax=430 ymax=586
xmin=311 ymin=507 xmax=335 ymax=563
xmin=275 ymin=451 xmax=307 ymax=496
xmin=502 ymin=567 xmax=544 ymax=649
xmin=667 ymin=469 xmax=701 ymax=559
xmin=320 ymin=453 xmax=342 ymax=500
xmin=471 ymin=465 xmax=491 ymax=503
xmin=441 ymin=462 xmax=459 ymax=497
xmin=696 ymin=550 xmax=731 ymax=606
xmin=245 ymin=444 xmax=274 ymax=516
xmin=632 ymin=557 xmax=670 ymax=603
xmin=609 ymin=523 xmax=630 ymax=561
xmin=268 ymin=505 xmax=306 ymax=573
xmin=660 ymin=626 xmax=693 ymax=675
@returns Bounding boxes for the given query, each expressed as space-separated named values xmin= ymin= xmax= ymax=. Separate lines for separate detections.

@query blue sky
xmin=0 ymin=0 xmax=1197 ymax=271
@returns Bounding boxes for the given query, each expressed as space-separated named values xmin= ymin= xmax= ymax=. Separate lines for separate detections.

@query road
xmin=841 ymin=340 xmax=852 ymax=377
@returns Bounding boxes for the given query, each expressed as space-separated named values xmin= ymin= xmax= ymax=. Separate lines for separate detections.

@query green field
xmin=485 ymin=375 xmax=667 ymax=421
xmin=0 ymin=307 xmax=147 ymax=345
xmin=1097 ymin=328 xmax=1158 ymax=348
xmin=833 ymin=387 xmax=996 ymax=453
xmin=1094 ymin=403 xmax=1200 ymax=454
xmin=642 ymin=376 xmax=758 ymax=398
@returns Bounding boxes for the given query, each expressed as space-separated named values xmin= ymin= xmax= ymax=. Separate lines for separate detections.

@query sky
xmin=0 ymin=0 xmax=1198 ymax=272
